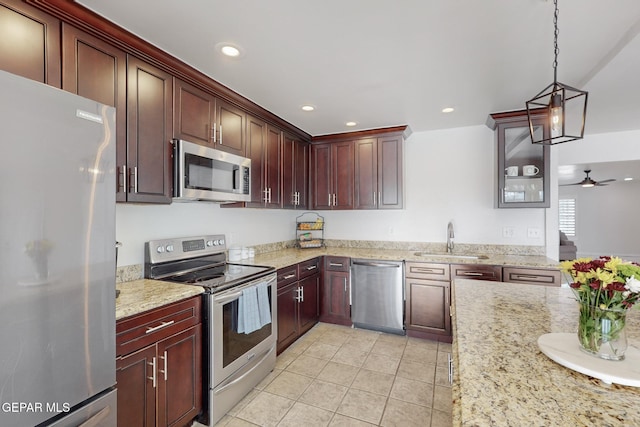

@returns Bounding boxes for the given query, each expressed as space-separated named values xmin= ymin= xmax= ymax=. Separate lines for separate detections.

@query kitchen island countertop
xmin=452 ymin=278 xmax=640 ymax=426
xmin=115 ymin=279 xmax=204 ymax=321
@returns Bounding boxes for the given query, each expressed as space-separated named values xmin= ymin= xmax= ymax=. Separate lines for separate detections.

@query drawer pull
xmin=159 ymin=350 xmax=168 ymax=381
xmin=414 ymin=268 xmax=435 ymax=273
xmin=148 ymin=357 xmax=156 ymax=388
xmin=306 ymin=265 xmax=318 ymax=270
xmin=461 ymin=272 xmax=484 ymax=276
xmin=145 ymin=320 xmax=175 ymax=334
xmin=329 ymin=262 xmax=343 ymax=267
xmin=282 ymin=274 xmax=296 ymax=280
xmin=514 ymin=274 xmax=542 ymax=280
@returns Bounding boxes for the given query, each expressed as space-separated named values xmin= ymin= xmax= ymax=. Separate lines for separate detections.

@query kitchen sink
xmin=413 ymin=252 xmax=490 ymax=260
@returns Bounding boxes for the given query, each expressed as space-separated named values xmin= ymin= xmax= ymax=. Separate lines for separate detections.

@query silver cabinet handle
xmin=148 ymin=357 xmax=156 ymax=388
xmin=461 ymin=271 xmax=484 ymax=276
xmin=329 ymin=262 xmax=343 ymax=267
xmin=159 ymin=350 xmax=168 ymax=381
xmin=283 ymin=274 xmax=296 ymax=280
xmin=414 ymin=267 xmax=435 ymax=273
xmin=212 ymin=123 xmax=216 ymax=143
xmin=294 ymin=287 xmax=301 ymax=302
xmin=448 ymin=353 xmax=453 ymax=385
xmin=128 ymin=167 xmax=138 ymax=193
xmin=333 ymin=193 xmax=337 ymax=206
xmin=373 ymin=191 xmax=376 ymax=205
xmin=344 ymin=277 xmax=347 ymax=293
xmin=306 ymin=265 xmax=317 ymax=271
xmin=219 ymin=124 xmax=223 ymax=144
xmin=352 ymin=261 xmax=400 ymax=268
xmin=299 ymin=286 xmax=304 ymax=302
xmin=268 ymin=188 xmax=272 ymax=203
xmin=514 ymin=274 xmax=543 ymax=280
xmin=145 ymin=320 xmax=175 ymax=334
xmin=263 ymin=188 xmax=269 ymax=203
xmin=118 ymin=165 xmax=126 ymax=193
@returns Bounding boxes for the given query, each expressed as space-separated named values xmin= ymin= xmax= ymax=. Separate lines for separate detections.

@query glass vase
xmin=577 ymin=303 xmax=627 ymax=361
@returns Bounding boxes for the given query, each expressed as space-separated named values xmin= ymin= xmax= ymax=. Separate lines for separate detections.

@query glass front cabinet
xmin=487 ymin=109 xmax=550 ymax=208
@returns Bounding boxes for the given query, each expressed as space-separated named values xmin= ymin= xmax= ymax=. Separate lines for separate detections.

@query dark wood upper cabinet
xmin=245 ymin=115 xmax=267 ymax=206
xmin=488 ymin=109 xmax=550 ymax=208
xmin=174 ymin=79 xmax=216 ymax=146
xmin=354 ymin=138 xmax=377 ymax=209
xmin=0 ymin=0 xmax=60 ymax=87
xmin=216 ymin=100 xmax=246 ymax=156
xmin=61 ymin=23 xmax=127 ymax=200
xmin=126 ymin=55 xmax=173 ymax=203
xmin=282 ymin=134 xmax=309 ymax=209
xmin=264 ymin=125 xmax=282 ymax=208
xmin=354 ymin=135 xmax=403 ymax=209
xmin=310 ymin=141 xmax=354 ymax=210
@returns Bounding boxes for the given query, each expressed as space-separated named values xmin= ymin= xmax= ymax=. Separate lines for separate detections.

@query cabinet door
xmin=294 ymin=140 xmax=309 ymax=209
xmin=320 ymin=270 xmax=351 ymax=326
xmin=298 ymin=273 xmax=320 ymax=335
xmin=157 ymin=325 xmax=202 ymax=427
xmin=354 ymin=138 xmax=377 ymax=209
xmin=0 ymin=0 xmax=61 ymax=87
xmin=264 ymin=125 xmax=282 ymax=208
xmin=126 ymin=55 xmax=173 ymax=203
xmin=174 ymin=79 xmax=215 ymax=146
xmin=377 ymin=135 xmax=403 ymax=209
xmin=216 ymin=99 xmax=245 ymax=156
xmin=116 ymin=345 xmax=156 ymax=427
xmin=405 ymin=277 xmax=450 ymax=336
xmin=332 ymin=141 xmax=354 ymax=209
xmin=61 ymin=24 xmax=128 ymax=201
xmin=245 ymin=115 xmax=267 ymax=206
xmin=277 ymin=281 xmax=299 ymax=354
xmin=311 ymin=143 xmax=332 ymax=209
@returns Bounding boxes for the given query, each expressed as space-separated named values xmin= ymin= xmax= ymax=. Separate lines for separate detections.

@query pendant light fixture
xmin=526 ymin=0 xmax=588 ymax=145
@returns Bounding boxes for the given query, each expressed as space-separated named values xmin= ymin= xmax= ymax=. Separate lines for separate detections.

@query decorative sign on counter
xmin=538 ymin=333 xmax=640 ymax=387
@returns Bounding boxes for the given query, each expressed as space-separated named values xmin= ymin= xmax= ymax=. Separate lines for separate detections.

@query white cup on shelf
xmin=523 ymin=165 xmax=540 ymax=176
xmin=505 ymin=166 xmax=518 ymax=177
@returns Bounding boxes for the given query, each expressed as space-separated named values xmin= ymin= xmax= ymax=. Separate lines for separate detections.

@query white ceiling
xmin=76 ymin=0 xmax=640 ymax=138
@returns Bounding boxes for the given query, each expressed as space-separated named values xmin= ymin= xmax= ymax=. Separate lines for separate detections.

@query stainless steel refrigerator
xmin=0 ymin=70 xmax=117 ymax=427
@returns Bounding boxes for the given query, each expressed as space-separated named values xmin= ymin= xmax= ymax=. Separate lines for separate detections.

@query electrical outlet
xmin=527 ymin=227 xmax=541 ymax=238
xmin=502 ymin=227 xmax=515 ymax=238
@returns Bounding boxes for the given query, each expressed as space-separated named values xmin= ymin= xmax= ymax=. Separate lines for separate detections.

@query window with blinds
xmin=559 ymin=198 xmax=576 ymax=237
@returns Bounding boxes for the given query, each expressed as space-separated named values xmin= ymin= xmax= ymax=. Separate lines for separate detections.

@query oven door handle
xmin=213 ymin=290 xmax=243 ymax=304
xmin=214 ymin=345 xmax=275 ymax=395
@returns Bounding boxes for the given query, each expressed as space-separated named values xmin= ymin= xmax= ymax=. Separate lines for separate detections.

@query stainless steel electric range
xmin=145 ymin=235 xmax=277 ymax=426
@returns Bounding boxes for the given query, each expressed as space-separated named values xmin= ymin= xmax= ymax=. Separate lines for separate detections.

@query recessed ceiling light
xmin=216 ymin=42 xmax=244 ymax=58
xmin=624 ymin=177 xmax=633 ymax=181
xmin=442 ymin=107 xmax=455 ymax=113
xmin=345 ymin=121 xmax=357 ymax=127
xmin=301 ymin=105 xmax=315 ymax=112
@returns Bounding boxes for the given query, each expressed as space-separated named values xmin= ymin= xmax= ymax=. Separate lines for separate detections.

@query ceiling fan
xmin=561 ymin=169 xmax=615 ymax=187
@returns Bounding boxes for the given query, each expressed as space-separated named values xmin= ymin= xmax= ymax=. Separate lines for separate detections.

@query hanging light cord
xmin=553 ymin=0 xmax=559 ymax=83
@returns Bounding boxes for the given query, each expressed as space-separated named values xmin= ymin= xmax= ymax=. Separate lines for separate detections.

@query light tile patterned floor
xmin=211 ymin=322 xmax=453 ymax=427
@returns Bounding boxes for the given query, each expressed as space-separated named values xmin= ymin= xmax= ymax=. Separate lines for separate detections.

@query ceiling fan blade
xmin=560 ymin=182 xmax=582 ymax=186
xmin=597 ymin=179 xmax=616 ymax=184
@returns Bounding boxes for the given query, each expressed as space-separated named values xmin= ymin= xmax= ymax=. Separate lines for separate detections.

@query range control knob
xmin=156 ymin=246 xmax=165 ymax=253
xmin=218 ymin=239 xmax=225 ymax=246
xmin=206 ymin=240 xmax=214 ymax=247
xmin=165 ymin=244 xmax=174 ymax=252
xmin=213 ymin=239 xmax=220 ymax=246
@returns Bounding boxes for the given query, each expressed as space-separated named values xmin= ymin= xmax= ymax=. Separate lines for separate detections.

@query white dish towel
xmin=237 ymin=282 xmax=271 ymax=334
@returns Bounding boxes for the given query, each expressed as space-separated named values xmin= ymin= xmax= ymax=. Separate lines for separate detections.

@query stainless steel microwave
xmin=172 ymin=139 xmax=251 ymax=202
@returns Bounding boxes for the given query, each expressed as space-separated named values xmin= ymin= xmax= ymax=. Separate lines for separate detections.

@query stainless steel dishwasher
xmin=351 ymin=259 xmax=405 ymax=335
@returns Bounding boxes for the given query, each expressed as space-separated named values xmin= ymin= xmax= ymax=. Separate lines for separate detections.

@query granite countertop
xmin=115 ymin=279 xmax=204 ymax=321
xmin=451 ymin=278 xmax=640 ymax=426
xmin=249 ymin=247 xmax=559 ymax=270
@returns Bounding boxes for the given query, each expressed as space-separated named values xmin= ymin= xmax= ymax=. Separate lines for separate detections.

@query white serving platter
xmin=538 ymin=333 xmax=640 ymax=387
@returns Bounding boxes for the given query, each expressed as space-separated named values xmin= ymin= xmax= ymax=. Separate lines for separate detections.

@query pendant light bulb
xmin=549 ymin=92 xmax=563 ymax=133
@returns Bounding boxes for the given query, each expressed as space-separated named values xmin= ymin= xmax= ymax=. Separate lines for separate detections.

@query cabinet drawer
xmin=503 ymin=267 xmax=561 ymax=287
xmin=116 ymin=296 xmax=201 ymax=357
xmin=324 ymin=256 xmax=350 ymax=272
xmin=406 ymin=262 xmax=450 ymax=281
xmin=277 ymin=266 xmax=299 ymax=287
xmin=299 ymin=257 xmax=321 ymax=278
xmin=450 ymin=264 xmax=502 ymax=281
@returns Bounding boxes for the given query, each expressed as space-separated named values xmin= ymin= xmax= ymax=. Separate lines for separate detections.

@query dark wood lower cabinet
xmin=405 ymin=277 xmax=451 ymax=338
xmin=276 ymin=259 xmax=320 ymax=354
xmin=116 ymin=297 xmax=202 ymax=427
xmin=320 ymin=256 xmax=352 ymax=326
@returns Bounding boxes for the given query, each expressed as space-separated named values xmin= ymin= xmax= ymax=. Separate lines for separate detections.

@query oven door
xmin=210 ymin=273 xmax=277 ymax=388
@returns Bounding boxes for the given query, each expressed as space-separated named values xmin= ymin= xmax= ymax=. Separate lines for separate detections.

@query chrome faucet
xmin=447 ymin=221 xmax=455 ymax=253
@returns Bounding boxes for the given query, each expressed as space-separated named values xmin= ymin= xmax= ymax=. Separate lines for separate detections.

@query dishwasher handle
xmin=352 ymin=261 xmax=401 ymax=268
